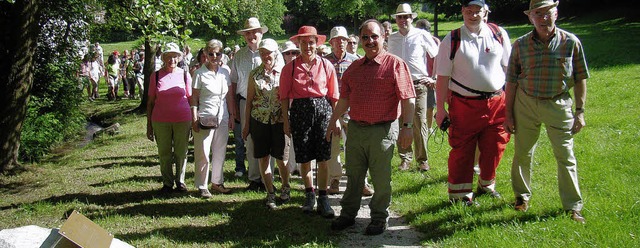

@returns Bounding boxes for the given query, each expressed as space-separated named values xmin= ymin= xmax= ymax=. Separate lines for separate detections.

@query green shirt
xmin=249 ymin=64 xmax=283 ymax=124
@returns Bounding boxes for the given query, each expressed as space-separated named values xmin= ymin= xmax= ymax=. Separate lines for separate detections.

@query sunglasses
xmin=361 ymin=34 xmax=380 ymax=41
xmin=348 ymin=41 xmax=357 ymax=45
xmin=396 ymin=15 xmax=412 ymax=20
xmin=283 ymin=51 xmax=300 ymax=55
xmin=207 ymin=52 xmax=222 ymax=57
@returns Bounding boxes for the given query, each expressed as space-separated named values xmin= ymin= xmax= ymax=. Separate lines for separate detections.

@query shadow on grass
xmin=87 ymin=195 xmax=338 ymax=246
xmin=408 ymin=198 xmax=564 ymax=242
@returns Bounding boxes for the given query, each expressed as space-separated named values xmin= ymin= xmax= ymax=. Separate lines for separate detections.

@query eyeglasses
xmin=283 ymin=51 xmax=300 ymax=55
xmin=348 ymin=42 xmax=357 ymax=45
xmin=396 ymin=15 xmax=412 ymax=20
xmin=361 ymin=34 xmax=380 ymax=41
xmin=207 ymin=52 xmax=222 ymax=57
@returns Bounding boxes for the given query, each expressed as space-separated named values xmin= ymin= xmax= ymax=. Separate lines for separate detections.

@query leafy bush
xmin=20 ymin=60 xmax=85 ymax=162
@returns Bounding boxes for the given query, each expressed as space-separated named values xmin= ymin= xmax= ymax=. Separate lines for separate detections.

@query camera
xmin=440 ymin=117 xmax=451 ymax=131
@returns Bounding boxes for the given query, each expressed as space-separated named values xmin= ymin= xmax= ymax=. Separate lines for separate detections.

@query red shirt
xmin=279 ymin=56 xmax=339 ymax=102
xmin=341 ymin=51 xmax=415 ymax=123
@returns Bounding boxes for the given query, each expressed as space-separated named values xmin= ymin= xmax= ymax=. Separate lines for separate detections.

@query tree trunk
xmin=434 ymin=1 xmax=440 ymax=38
xmin=136 ymin=39 xmax=155 ymax=112
xmin=0 ymin=0 xmax=40 ymax=173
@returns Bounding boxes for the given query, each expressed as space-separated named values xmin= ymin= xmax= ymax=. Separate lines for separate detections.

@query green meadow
xmin=1 ymin=11 xmax=639 ymax=247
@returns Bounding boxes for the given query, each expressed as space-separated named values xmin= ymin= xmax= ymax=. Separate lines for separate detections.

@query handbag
xmin=199 ymin=115 xmax=219 ymax=129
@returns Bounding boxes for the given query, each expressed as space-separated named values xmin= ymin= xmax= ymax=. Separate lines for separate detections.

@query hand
xmin=242 ymin=124 xmax=249 ymax=141
xmin=192 ymin=120 xmax=200 ymax=133
xmin=228 ymin=118 xmax=235 ymax=130
xmin=146 ymin=124 xmax=154 ymax=141
xmin=571 ymin=112 xmax=585 ymax=134
xmin=504 ymin=115 xmax=515 ymax=134
xmin=325 ymin=119 xmax=341 ymax=142
xmin=435 ymin=110 xmax=449 ymax=129
xmin=283 ymin=121 xmax=291 ymax=137
xmin=398 ymin=128 xmax=413 ymax=149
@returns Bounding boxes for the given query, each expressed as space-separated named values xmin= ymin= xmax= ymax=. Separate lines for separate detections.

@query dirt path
xmin=326 ymin=175 xmax=424 ymax=247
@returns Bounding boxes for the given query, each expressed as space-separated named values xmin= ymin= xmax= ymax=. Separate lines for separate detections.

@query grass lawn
xmin=1 ymin=12 xmax=639 ymax=247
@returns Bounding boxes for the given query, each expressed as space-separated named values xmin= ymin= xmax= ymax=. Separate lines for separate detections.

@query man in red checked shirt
xmin=327 ymin=19 xmax=415 ymax=236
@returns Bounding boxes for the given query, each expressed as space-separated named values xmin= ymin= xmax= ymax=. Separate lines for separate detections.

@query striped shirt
xmin=507 ymin=27 xmax=590 ymax=98
xmin=340 ymin=52 xmax=415 ymax=124
xmin=325 ymin=52 xmax=359 ymax=88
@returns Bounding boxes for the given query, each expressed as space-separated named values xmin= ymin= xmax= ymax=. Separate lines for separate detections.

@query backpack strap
xmin=449 ymin=23 xmax=503 ymax=60
xmin=486 ymin=22 xmax=504 ymax=45
xmin=449 ymin=28 xmax=461 ymax=60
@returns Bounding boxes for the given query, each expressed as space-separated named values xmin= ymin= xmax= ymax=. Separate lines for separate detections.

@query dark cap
xmin=461 ymin=0 xmax=486 ymax=7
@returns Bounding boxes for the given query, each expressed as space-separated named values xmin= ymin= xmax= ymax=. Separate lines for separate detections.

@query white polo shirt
xmin=388 ymin=28 xmax=439 ymax=81
xmin=435 ymin=22 xmax=511 ymax=96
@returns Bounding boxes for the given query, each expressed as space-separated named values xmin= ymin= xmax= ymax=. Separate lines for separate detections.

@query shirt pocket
xmin=556 ymin=56 xmax=573 ymax=79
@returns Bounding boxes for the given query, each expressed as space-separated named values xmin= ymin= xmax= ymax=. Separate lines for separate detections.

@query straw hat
xmin=524 ymin=0 xmax=559 ymax=15
xmin=280 ymin=41 xmax=299 ymax=53
xmin=289 ymin=26 xmax=326 ymax=45
xmin=329 ymin=26 xmax=349 ymax=41
xmin=236 ymin=17 xmax=269 ymax=35
xmin=162 ymin=42 xmax=183 ymax=56
xmin=391 ymin=3 xmax=418 ymax=19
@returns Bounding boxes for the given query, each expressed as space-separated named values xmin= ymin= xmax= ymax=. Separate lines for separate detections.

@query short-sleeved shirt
xmin=193 ymin=64 xmax=231 ymax=122
xmin=230 ymin=46 xmax=285 ymax=98
xmin=249 ymin=64 xmax=283 ymax=124
xmin=435 ymin=23 xmax=512 ymax=96
xmin=507 ymin=27 xmax=590 ymax=98
xmin=340 ymin=51 xmax=416 ymax=123
xmin=325 ymin=52 xmax=359 ymax=88
xmin=388 ymin=28 xmax=439 ymax=80
xmin=149 ymin=68 xmax=193 ymax=122
xmin=279 ymin=56 xmax=340 ymax=103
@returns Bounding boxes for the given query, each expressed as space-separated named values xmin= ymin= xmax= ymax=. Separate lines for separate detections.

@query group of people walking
xmin=144 ymin=0 xmax=590 ymax=236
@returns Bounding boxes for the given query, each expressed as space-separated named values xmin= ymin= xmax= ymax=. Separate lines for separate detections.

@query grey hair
xmin=206 ymin=39 xmax=224 ymax=51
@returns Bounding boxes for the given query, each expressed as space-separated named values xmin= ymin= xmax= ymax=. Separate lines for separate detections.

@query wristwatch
xmin=403 ymin=122 xmax=413 ymax=128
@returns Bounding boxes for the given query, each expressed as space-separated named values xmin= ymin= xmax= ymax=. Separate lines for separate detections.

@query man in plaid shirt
xmin=504 ymin=0 xmax=589 ymax=224
xmin=327 ymin=19 xmax=415 ymax=236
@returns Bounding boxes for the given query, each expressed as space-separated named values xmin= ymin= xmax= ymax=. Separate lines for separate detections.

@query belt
xmin=351 ymin=120 xmax=393 ymax=127
xmin=452 ymin=90 xmax=502 ymax=100
xmin=520 ymin=88 xmax=566 ymax=100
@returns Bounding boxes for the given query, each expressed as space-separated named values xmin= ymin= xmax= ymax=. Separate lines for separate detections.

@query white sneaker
xmin=234 ymin=171 xmax=244 ymax=177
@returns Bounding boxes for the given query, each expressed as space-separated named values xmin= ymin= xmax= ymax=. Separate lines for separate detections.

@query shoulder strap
xmin=486 ymin=23 xmax=504 ymax=45
xmin=155 ymin=71 xmax=159 ymax=89
xmin=449 ymin=28 xmax=461 ymax=60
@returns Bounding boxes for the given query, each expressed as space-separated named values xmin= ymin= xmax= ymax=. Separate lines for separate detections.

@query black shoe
xmin=175 ymin=183 xmax=188 ymax=192
xmin=246 ymin=181 xmax=261 ymax=192
xmin=450 ymin=196 xmax=478 ymax=207
xmin=159 ymin=185 xmax=173 ymax=194
xmin=475 ymin=186 xmax=502 ymax=199
xmin=331 ymin=216 xmax=355 ymax=231
xmin=365 ymin=220 xmax=387 ymax=235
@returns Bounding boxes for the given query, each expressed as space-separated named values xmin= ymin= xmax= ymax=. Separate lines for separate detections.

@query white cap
xmin=259 ymin=38 xmax=279 ymax=52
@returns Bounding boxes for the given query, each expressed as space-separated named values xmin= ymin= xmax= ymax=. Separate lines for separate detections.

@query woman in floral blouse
xmin=242 ymin=39 xmax=290 ymax=209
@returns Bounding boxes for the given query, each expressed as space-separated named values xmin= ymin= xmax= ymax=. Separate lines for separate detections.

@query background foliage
xmin=19 ymin=0 xmax=92 ymax=161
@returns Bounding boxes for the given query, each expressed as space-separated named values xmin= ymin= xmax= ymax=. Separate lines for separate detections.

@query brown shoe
xmin=570 ymin=210 xmax=586 ymax=224
xmin=362 ymin=183 xmax=374 ymax=196
xmin=399 ymin=161 xmax=410 ymax=171
xmin=419 ymin=161 xmax=430 ymax=171
xmin=211 ymin=183 xmax=231 ymax=194
xmin=328 ymin=179 xmax=340 ymax=195
xmin=514 ymin=197 xmax=529 ymax=212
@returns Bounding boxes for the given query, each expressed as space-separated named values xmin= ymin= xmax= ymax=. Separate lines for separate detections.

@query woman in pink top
xmin=279 ymin=26 xmax=339 ymax=218
xmin=146 ymin=42 xmax=193 ymax=194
